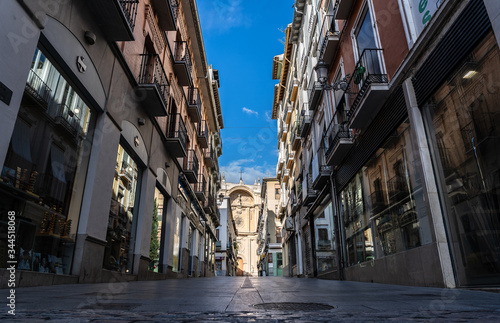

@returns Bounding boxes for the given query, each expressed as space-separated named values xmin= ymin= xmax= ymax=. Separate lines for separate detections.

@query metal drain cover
xmin=253 ymin=302 xmax=334 ymax=311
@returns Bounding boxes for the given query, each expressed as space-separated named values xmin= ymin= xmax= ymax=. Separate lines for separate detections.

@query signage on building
xmin=76 ymin=56 xmax=87 ymax=73
xmin=408 ymin=0 xmax=442 ymax=36
xmin=285 ymin=217 xmax=294 ymax=231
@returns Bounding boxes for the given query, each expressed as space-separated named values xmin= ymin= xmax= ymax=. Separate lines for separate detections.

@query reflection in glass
xmin=428 ymin=32 xmax=500 ymax=286
xmin=340 ymin=120 xmax=432 ymax=266
xmin=104 ymin=145 xmax=140 ymax=273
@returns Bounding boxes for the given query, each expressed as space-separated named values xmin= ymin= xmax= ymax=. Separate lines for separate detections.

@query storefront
xmin=338 ymin=120 xmax=433 ymax=281
xmin=424 ymin=31 xmax=500 ymax=286
xmin=0 ymin=46 xmax=94 ymax=277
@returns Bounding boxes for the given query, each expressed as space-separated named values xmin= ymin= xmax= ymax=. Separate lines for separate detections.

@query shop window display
xmin=340 ymin=121 xmax=431 ymax=267
xmin=427 ymin=32 xmax=500 ymax=286
xmin=103 ymin=145 xmax=140 ymax=273
xmin=0 ymin=47 xmax=93 ymax=275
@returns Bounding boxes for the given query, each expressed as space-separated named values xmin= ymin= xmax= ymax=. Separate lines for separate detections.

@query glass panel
xmin=0 ymin=47 xmax=95 ymax=275
xmin=428 ymin=32 xmax=500 ymax=286
xmin=314 ymin=203 xmax=337 ymax=274
xmin=340 ymin=120 xmax=432 ymax=266
xmin=103 ymin=144 xmax=140 ymax=273
xmin=149 ymin=188 xmax=165 ymax=273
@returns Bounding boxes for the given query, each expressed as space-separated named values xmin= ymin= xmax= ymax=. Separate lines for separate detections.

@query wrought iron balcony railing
xmin=174 ymin=41 xmax=193 ymax=86
xmin=119 ymin=0 xmax=139 ymax=31
xmin=319 ymin=14 xmax=340 ymax=62
xmin=167 ymin=113 xmax=187 ymax=148
xmin=54 ymin=103 xmax=81 ymax=136
xmin=25 ymin=69 xmax=52 ymax=108
xmin=138 ymin=53 xmax=170 ymax=108
xmin=345 ymin=48 xmax=388 ymax=120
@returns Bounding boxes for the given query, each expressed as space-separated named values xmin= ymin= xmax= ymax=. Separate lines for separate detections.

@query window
xmin=340 ymin=120 xmax=432 ymax=266
xmin=353 ymin=4 xmax=381 ymax=75
xmin=0 ymin=47 xmax=94 ymax=276
xmin=104 ymin=144 xmax=141 ymax=273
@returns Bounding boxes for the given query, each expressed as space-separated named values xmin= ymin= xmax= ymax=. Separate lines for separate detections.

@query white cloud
xmin=198 ymin=0 xmax=250 ymax=32
xmin=220 ymin=159 xmax=275 ymax=185
xmin=242 ymin=107 xmax=259 ymax=117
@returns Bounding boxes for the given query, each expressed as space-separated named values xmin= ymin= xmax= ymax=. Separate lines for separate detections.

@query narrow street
xmin=2 ymin=277 xmax=500 ymax=322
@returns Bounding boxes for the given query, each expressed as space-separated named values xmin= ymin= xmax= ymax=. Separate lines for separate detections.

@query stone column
xmin=402 ymin=78 xmax=456 ymax=288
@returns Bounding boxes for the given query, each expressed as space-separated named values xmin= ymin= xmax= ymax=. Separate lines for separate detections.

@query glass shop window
xmin=103 ymin=144 xmax=141 ymax=273
xmin=427 ymin=32 xmax=500 ymax=286
xmin=0 ymin=47 xmax=94 ymax=275
xmin=340 ymin=120 xmax=432 ymax=267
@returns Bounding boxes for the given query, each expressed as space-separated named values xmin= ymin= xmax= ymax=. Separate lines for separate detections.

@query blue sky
xmin=197 ymin=0 xmax=295 ymax=185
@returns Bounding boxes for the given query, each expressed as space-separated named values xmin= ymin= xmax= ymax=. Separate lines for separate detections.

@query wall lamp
xmin=315 ymin=59 xmax=350 ymax=91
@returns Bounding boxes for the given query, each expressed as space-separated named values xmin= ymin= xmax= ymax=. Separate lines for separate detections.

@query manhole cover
xmin=253 ymin=302 xmax=334 ymax=311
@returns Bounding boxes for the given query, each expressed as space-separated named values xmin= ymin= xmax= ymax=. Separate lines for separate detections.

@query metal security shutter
xmin=413 ymin=0 xmax=491 ymax=105
xmin=336 ymin=86 xmax=407 ymax=190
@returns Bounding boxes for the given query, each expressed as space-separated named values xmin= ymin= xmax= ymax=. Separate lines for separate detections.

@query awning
xmin=11 ymin=120 xmax=32 ymax=163
xmin=50 ymin=145 xmax=66 ymax=183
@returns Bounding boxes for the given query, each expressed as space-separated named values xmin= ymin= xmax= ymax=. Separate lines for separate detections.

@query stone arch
xmin=228 ymin=187 xmax=255 ymax=207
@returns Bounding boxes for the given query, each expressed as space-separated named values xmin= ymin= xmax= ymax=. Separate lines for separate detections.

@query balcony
xmin=197 ymin=120 xmax=209 ymax=149
xmin=173 ymin=41 xmax=193 ymax=86
xmin=151 ymin=0 xmax=178 ymax=31
xmin=285 ymin=103 xmax=293 ymax=125
xmin=335 ymin=0 xmax=355 ymax=20
xmin=308 ymin=80 xmax=324 ymax=111
xmin=185 ymin=87 xmax=201 ymax=123
xmin=195 ymin=174 xmax=206 ymax=202
xmin=312 ymin=147 xmax=331 ymax=190
xmin=290 ymin=121 xmax=301 ymax=151
xmin=346 ymin=49 xmax=389 ymax=130
xmin=325 ymin=112 xmax=354 ymax=166
xmin=302 ymin=173 xmax=317 ymax=205
xmin=25 ymin=69 xmax=52 ymax=109
xmin=370 ymin=190 xmax=386 ymax=215
xmin=319 ymin=14 xmax=340 ymax=64
xmin=54 ymin=104 xmax=81 ymax=137
xmin=281 ymin=124 xmax=288 ymax=142
xmin=388 ymin=175 xmax=409 ymax=203
xmin=137 ymin=54 xmax=169 ymax=117
xmin=204 ymin=194 xmax=215 ymax=214
xmin=165 ymin=113 xmax=187 ymax=157
xmin=287 ymin=150 xmax=295 ymax=169
xmin=86 ymin=0 xmax=138 ymax=41
xmin=283 ymin=169 xmax=290 ymax=181
xmin=299 ymin=108 xmax=311 ymax=137
xmin=182 ymin=149 xmax=199 ymax=183
xmin=203 ymin=147 xmax=214 ymax=168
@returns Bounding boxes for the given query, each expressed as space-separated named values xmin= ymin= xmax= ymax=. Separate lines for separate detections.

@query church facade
xmin=219 ymin=175 xmax=261 ymax=276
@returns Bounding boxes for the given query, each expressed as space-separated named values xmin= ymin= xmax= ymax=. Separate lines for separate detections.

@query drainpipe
xmin=329 ymin=172 xmax=343 ymax=280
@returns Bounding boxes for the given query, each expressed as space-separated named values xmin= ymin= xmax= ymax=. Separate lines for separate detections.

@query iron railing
xmin=55 ymin=103 xmax=81 ymax=135
xmin=25 ymin=69 xmax=52 ymax=108
xmin=167 ymin=113 xmax=187 ymax=148
xmin=319 ymin=14 xmax=339 ymax=57
xmin=183 ymin=149 xmax=199 ymax=177
xmin=204 ymin=146 xmax=214 ymax=160
xmin=346 ymin=48 xmax=388 ymax=118
xmin=119 ymin=0 xmax=139 ymax=31
xmin=197 ymin=120 xmax=209 ymax=143
xmin=299 ymin=107 xmax=311 ymax=136
xmin=138 ymin=54 xmax=170 ymax=107
xmin=195 ymin=174 xmax=206 ymax=195
xmin=187 ymin=86 xmax=201 ymax=111
xmin=174 ymin=41 xmax=192 ymax=75
xmin=387 ymin=175 xmax=409 ymax=202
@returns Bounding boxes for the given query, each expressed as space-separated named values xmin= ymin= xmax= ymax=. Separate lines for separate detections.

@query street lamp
xmin=314 ymin=59 xmax=350 ymax=91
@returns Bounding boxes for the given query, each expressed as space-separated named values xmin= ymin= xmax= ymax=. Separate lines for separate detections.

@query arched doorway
xmin=236 ymin=257 xmax=244 ymax=276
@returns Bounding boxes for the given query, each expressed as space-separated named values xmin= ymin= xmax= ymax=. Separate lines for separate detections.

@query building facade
xmin=257 ymin=178 xmax=283 ymax=276
xmin=0 ymin=0 xmax=223 ymax=287
xmin=219 ymin=176 xmax=261 ymax=276
xmin=273 ymin=0 xmax=500 ymax=287
xmin=215 ymin=196 xmax=238 ymax=276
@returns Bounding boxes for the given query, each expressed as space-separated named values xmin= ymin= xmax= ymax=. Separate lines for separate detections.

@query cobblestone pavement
xmin=2 ymin=276 xmax=500 ymax=322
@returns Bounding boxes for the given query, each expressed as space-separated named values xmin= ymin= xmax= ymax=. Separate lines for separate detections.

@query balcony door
xmin=353 ymin=3 xmax=382 ymax=76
